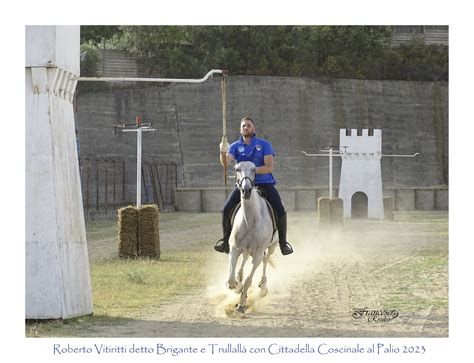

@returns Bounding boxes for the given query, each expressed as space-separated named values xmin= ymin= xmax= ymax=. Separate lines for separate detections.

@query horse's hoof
xmin=259 ymin=286 xmax=268 ymax=298
xmin=227 ymin=281 xmax=237 ymax=290
xmin=236 ymin=304 xmax=246 ymax=314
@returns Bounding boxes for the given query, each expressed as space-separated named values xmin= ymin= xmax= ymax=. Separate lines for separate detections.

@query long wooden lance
xmin=221 ymin=71 xmax=229 ymax=186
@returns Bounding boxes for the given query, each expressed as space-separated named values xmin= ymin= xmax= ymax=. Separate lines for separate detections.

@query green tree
xmin=80 ymin=26 xmax=121 ymax=45
xmin=79 ymin=25 xmax=448 ymax=82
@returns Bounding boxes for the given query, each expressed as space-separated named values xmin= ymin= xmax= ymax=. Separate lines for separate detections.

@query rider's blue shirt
xmin=228 ymin=135 xmax=277 ymax=184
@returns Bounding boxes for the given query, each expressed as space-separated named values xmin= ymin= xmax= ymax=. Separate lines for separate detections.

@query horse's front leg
xmin=237 ymin=252 xmax=264 ymax=313
xmin=235 ymin=254 xmax=249 ymax=294
xmin=226 ymin=247 xmax=240 ymax=290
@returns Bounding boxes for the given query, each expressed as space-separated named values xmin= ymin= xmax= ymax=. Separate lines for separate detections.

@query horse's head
xmin=234 ymin=161 xmax=256 ymax=200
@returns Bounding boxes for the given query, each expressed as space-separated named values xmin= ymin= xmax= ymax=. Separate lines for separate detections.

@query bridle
xmin=236 ymin=175 xmax=255 ymax=190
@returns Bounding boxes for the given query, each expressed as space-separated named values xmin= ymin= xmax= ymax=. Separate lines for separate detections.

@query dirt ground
xmin=74 ymin=211 xmax=448 ymax=338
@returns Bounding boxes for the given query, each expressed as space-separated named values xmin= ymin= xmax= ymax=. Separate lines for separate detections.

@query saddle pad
xmin=230 ymin=197 xmax=277 ymax=232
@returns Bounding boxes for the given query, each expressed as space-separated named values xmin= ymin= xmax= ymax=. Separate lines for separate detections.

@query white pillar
xmin=25 ymin=26 xmax=93 ymax=318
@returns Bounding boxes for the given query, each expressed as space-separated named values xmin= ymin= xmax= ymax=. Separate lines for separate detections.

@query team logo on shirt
xmin=256 ymin=144 xmax=262 ymax=151
xmin=238 ymin=146 xmax=245 ymax=153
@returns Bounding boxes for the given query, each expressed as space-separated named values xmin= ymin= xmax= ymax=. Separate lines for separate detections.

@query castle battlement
xmin=339 ymin=129 xmax=382 ymax=155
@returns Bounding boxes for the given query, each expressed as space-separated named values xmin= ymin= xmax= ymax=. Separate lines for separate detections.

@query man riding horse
xmin=214 ymin=116 xmax=294 ymax=256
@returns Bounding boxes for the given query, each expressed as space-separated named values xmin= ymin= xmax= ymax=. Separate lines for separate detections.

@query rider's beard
xmin=242 ymin=129 xmax=253 ymax=138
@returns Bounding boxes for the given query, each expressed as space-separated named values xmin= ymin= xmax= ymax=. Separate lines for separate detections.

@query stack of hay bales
xmin=117 ymin=204 xmax=160 ymax=259
xmin=317 ymin=198 xmax=332 ymax=226
xmin=118 ymin=206 xmax=139 ymax=258
xmin=317 ymin=197 xmax=344 ymax=228
xmin=330 ymin=198 xmax=344 ymax=227
xmin=138 ymin=204 xmax=160 ymax=259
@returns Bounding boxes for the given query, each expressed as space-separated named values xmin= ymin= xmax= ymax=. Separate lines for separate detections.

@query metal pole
xmin=86 ymin=157 xmax=90 ymax=210
xmin=72 ymin=69 xmax=226 ymax=83
xmin=111 ymin=158 xmax=116 ymax=208
xmin=121 ymin=158 xmax=126 ymax=204
xmin=154 ymin=163 xmax=165 ymax=208
xmin=172 ymin=162 xmax=177 ymax=207
xmin=301 ymin=149 xmax=419 ymax=201
xmin=104 ymin=157 xmax=109 ymax=210
xmin=136 ymin=124 xmax=142 ymax=208
xmin=167 ymin=164 xmax=172 ymax=205
xmin=382 ymin=153 xmax=419 ymax=158
xmin=301 ymin=150 xmax=341 ymax=199
xmin=329 ymin=147 xmax=333 ymax=199
xmin=96 ymin=158 xmax=99 ymax=211
xmin=117 ymin=118 xmax=155 ymax=207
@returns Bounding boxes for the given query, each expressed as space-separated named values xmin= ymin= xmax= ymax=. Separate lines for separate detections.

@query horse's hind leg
xmin=235 ymin=254 xmax=249 ymax=294
xmin=259 ymin=252 xmax=270 ymax=297
xmin=259 ymin=244 xmax=276 ymax=298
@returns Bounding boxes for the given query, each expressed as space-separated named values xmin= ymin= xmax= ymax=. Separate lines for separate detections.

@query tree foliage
xmin=80 ymin=26 xmax=448 ymax=81
xmin=80 ymin=26 xmax=121 ymax=45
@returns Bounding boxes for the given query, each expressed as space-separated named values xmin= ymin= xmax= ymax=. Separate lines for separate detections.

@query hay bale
xmin=118 ymin=206 xmax=138 ymax=258
xmin=138 ymin=204 xmax=160 ymax=259
xmin=330 ymin=198 xmax=344 ymax=227
xmin=383 ymin=197 xmax=394 ymax=220
xmin=317 ymin=197 xmax=331 ymax=227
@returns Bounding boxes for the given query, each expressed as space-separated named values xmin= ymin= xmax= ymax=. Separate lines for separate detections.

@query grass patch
xmin=123 ymin=270 xmax=147 ymax=284
xmin=92 ymin=250 xmax=209 ymax=318
xmin=86 ymin=212 xmax=219 ymax=246
xmin=370 ymin=254 xmax=448 ymax=312
xmin=26 ymin=249 xmax=209 ymax=337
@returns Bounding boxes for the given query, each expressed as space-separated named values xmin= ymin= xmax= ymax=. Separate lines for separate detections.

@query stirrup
xmin=214 ymin=238 xmax=229 ymax=254
xmin=280 ymin=241 xmax=293 ymax=255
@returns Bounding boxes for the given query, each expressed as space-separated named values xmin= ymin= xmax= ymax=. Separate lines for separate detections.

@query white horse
xmin=226 ymin=161 xmax=278 ymax=314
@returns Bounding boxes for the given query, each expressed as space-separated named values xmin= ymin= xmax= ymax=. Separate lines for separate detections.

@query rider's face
xmin=240 ymin=120 xmax=255 ymax=138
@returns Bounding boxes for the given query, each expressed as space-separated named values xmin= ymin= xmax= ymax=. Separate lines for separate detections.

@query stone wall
xmin=75 ymin=76 xmax=448 ymax=205
xmin=175 ymin=187 xmax=448 ymax=212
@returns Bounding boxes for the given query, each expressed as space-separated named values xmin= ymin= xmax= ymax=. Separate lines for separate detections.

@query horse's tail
xmin=268 ymin=254 xmax=277 ymax=268
xmin=266 ymin=229 xmax=278 ymax=268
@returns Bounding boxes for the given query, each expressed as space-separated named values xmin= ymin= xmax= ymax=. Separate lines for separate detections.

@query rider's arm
xmin=220 ymin=152 xmax=235 ymax=167
xmin=256 ymin=155 xmax=273 ymax=174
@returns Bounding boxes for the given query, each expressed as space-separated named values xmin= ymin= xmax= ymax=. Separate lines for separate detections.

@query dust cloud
xmin=204 ymin=214 xmax=361 ymax=317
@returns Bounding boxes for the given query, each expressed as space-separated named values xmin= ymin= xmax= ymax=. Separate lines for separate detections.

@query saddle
xmin=229 ymin=187 xmax=278 ymax=235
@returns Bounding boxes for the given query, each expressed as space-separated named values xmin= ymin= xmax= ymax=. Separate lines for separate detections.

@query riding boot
xmin=214 ymin=215 xmax=232 ymax=254
xmin=277 ymin=212 xmax=294 ymax=255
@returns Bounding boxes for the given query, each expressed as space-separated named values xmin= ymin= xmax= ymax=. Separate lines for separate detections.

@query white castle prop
xmin=338 ymin=129 xmax=384 ymax=219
